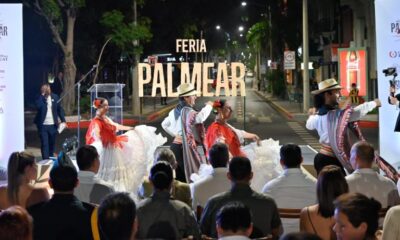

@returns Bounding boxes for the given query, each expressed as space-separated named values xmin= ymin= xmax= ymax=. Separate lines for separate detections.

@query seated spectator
xmin=0 ymin=152 xmax=49 ymax=209
xmin=136 ymin=161 xmax=200 ymax=239
xmin=382 ymin=205 xmax=400 ymax=240
xmin=139 ymin=148 xmax=192 ymax=207
xmin=98 ymin=192 xmax=137 ymax=240
xmin=28 ymin=153 xmax=94 ymax=240
xmin=0 ymin=166 xmax=6 ymax=184
xmin=300 ymin=165 xmax=349 ymax=240
xmin=74 ymin=145 xmax=114 ymax=204
xmin=200 ymin=156 xmax=282 ymax=239
xmin=262 ymin=143 xmax=317 ymax=233
xmin=192 ymin=143 xmax=230 ymax=211
xmin=280 ymin=232 xmax=322 ymax=240
xmin=216 ymin=202 xmax=253 ymax=240
xmin=0 ymin=205 xmax=33 ymax=240
xmin=333 ymin=193 xmax=381 ymax=240
xmin=346 ymin=141 xmax=400 ymax=208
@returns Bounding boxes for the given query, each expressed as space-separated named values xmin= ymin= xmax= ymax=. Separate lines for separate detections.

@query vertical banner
xmin=376 ymin=0 xmax=400 ymax=168
xmin=338 ymin=48 xmax=368 ymax=97
xmin=0 ymin=4 xmax=24 ymax=167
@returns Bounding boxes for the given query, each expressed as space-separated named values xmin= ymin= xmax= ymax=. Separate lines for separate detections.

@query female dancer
xmin=86 ymin=97 xmax=166 ymax=195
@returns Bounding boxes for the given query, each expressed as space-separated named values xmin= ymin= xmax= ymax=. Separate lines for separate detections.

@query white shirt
xmin=305 ymin=101 xmax=377 ymax=144
xmin=219 ymin=236 xmax=251 ymax=240
xmin=346 ymin=168 xmax=400 ymax=208
xmin=74 ymin=171 xmax=115 ymax=204
xmin=382 ymin=205 xmax=400 ymax=240
xmin=161 ymin=104 xmax=212 ymax=137
xmin=262 ymin=168 xmax=317 ymax=233
xmin=191 ymin=168 xmax=230 ymax=209
xmin=43 ymin=95 xmax=55 ymax=125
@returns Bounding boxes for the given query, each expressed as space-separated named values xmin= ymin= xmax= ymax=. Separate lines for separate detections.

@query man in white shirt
xmin=74 ymin=145 xmax=114 ymax=204
xmin=191 ymin=143 xmax=230 ymax=214
xmin=306 ymin=78 xmax=381 ymax=175
xmin=262 ymin=143 xmax=317 ymax=233
xmin=346 ymin=141 xmax=400 ymax=208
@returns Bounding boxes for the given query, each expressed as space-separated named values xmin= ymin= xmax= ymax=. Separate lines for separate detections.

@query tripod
xmin=58 ymin=65 xmax=98 ymax=147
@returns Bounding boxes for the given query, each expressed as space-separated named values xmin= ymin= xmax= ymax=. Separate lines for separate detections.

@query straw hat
xmin=177 ymin=83 xmax=198 ymax=97
xmin=311 ymin=78 xmax=342 ymax=94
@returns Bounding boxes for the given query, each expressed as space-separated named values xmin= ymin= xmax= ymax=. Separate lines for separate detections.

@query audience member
xmin=0 ymin=152 xmax=49 ymax=209
xmin=280 ymin=232 xmax=322 ymax=240
xmin=0 ymin=205 xmax=33 ymax=240
xmin=333 ymin=193 xmax=381 ymax=240
xmin=300 ymin=165 xmax=349 ymax=240
xmin=346 ymin=141 xmax=400 ymax=208
xmin=200 ymin=156 xmax=282 ymax=239
xmin=139 ymin=148 xmax=192 ymax=207
xmin=216 ymin=202 xmax=253 ymax=240
xmin=136 ymin=161 xmax=200 ymax=239
xmin=382 ymin=205 xmax=400 ymax=240
xmin=191 ymin=143 xmax=231 ymax=211
xmin=28 ymin=153 xmax=94 ymax=240
xmin=74 ymin=145 xmax=114 ymax=204
xmin=262 ymin=143 xmax=317 ymax=233
xmin=98 ymin=192 xmax=137 ymax=240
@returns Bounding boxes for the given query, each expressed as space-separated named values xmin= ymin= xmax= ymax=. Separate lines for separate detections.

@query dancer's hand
xmin=374 ymin=99 xmax=382 ymax=107
xmin=389 ymin=97 xmax=397 ymax=105
xmin=250 ymin=133 xmax=260 ymax=145
xmin=206 ymin=101 xmax=213 ymax=106
xmin=308 ymin=108 xmax=316 ymax=115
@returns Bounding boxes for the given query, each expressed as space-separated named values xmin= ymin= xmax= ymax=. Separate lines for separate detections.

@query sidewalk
xmin=255 ymin=90 xmax=378 ymax=127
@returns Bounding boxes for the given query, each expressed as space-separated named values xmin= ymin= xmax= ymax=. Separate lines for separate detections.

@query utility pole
xmin=132 ymin=0 xmax=140 ymax=115
xmin=302 ymin=0 xmax=310 ymax=112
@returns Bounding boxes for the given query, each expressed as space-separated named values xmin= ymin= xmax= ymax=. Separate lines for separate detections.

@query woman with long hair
xmin=0 ymin=152 xmax=49 ymax=209
xmin=86 ymin=97 xmax=166 ymax=197
xmin=300 ymin=165 xmax=349 ymax=240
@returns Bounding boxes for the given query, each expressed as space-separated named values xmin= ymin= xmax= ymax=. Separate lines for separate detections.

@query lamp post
xmin=302 ymin=0 xmax=310 ymax=112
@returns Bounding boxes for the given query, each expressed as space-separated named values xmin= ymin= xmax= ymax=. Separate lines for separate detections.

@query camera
xmin=383 ymin=67 xmax=397 ymax=77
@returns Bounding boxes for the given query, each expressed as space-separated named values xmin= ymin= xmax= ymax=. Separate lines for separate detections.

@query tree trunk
xmin=61 ymin=15 xmax=77 ymax=115
xmin=131 ymin=0 xmax=140 ymax=116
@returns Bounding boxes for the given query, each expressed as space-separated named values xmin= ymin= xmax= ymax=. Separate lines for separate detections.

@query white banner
xmin=0 ymin=4 xmax=24 ymax=167
xmin=376 ymin=0 xmax=400 ymax=169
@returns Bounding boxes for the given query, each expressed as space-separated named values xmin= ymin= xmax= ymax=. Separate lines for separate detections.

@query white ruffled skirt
xmin=91 ymin=125 xmax=167 ymax=198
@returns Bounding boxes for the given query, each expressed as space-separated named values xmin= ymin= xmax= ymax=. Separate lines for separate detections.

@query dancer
xmin=203 ymin=99 xmax=281 ymax=191
xmin=306 ymin=78 xmax=387 ymax=177
xmin=86 ymin=97 xmax=166 ymax=195
xmin=161 ymin=83 xmax=213 ymax=182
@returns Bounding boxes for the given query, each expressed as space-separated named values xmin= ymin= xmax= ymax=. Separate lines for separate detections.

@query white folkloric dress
xmin=86 ymin=117 xmax=166 ymax=197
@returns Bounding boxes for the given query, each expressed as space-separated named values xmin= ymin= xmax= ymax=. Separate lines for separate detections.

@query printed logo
xmin=0 ymin=55 xmax=7 ymax=61
xmin=389 ymin=51 xmax=400 ymax=58
xmin=391 ymin=20 xmax=400 ymax=40
xmin=0 ymin=107 xmax=3 ymax=114
xmin=0 ymin=24 xmax=7 ymax=39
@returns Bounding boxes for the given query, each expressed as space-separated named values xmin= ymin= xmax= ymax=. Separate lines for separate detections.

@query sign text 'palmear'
xmin=138 ymin=39 xmax=246 ymax=97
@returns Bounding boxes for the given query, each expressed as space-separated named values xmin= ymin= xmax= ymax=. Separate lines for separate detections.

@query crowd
xmin=0 ymin=79 xmax=399 ymax=240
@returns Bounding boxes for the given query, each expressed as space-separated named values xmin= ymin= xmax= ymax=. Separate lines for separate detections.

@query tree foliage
xmin=246 ymin=20 xmax=270 ymax=52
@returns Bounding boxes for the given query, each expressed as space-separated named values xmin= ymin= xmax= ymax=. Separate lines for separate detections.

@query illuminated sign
xmin=338 ymin=48 xmax=368 ymax=97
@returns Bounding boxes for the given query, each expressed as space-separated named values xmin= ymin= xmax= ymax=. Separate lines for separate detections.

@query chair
xmin=278 ymin=208 xmax=302 ymax=219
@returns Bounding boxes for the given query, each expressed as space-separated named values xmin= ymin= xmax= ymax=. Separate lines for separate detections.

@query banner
xmin=0 ymin=4 xmax=24 ymax=167
xmin=338 ymin=48 xmax=367 ymax=97
xmin=376 ymin=0 xmax=400 ymax=168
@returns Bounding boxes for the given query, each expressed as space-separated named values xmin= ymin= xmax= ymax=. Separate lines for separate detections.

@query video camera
xmin=383 ymin=67 xmax=397 ymax=77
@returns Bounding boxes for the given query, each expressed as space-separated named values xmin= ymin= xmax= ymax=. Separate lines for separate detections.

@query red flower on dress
xmin=93 ymin=99 xmax=102 ymax=109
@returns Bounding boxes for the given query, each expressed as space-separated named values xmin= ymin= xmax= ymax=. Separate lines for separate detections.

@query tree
xmin=29 ymin=0 xmax=86 ymax=114
xmin=100 ymin=1 xmax=152 ymax=115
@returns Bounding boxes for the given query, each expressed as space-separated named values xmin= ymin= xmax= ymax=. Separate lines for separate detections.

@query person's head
xmin=280 ymin=144 xmax=303 ymax=169
xmin=351 ymin=83 xmax=357 ymax=88
xmin=0 ymin=206 xmax=33 ymax=240
xmin=49 ymin=153 xmax=78 ymax=193
xmin=311 ymin=78 xmax=342 ymax=108
xmin=228 ymin=156 xmax=253 ymax=183
xmin=216 ymin=202 xmax=253 ymax=238
xmin=40 ymin=82 xmax=51 ymax=96
xmin=76 ymin=145 xmax=100 ymax=173
xmin=93 ymin=97 xmax=109 ymax=116
xmin=154 ymin=148 xmax=178 ymax=170
xmin=333 ymin=193 xmax=381 ymax=240
xmin=213 ymin=99 xmax=233 ymax=120
xmin=177 ymin=83 xmax=198 ymax=106
xmin=317 ymin=165 xmax=349 ymax=218
xmin=349 ymin=141 xmax=375 ymax=169
xmin=280 ymin=232 xmax=322 ymax=240
xmin=98 ymin=193 xmax=137 ymax=240
xmin=149 ymin=161 xmax=173 ymax=191
xmin=7 ymin=152 xmax=37 ymax=205
xmin=208 ymin=143 xmax=229 ymax=168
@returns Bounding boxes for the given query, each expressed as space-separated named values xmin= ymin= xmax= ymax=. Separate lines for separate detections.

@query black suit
xmin=34 ymin=93 xmax=66 ymax=159
xmin=28 ymin=194 xmax=94 ymax=240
